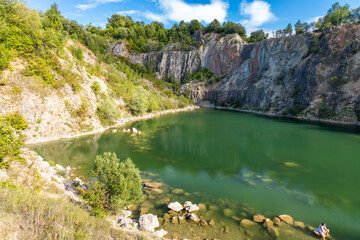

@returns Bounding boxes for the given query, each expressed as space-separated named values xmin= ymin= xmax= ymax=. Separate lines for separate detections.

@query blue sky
xmin=25 ymin=0 xmax=359 ymax=35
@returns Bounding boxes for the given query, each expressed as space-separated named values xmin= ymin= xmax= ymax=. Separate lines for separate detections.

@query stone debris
xmin=240 ymin=219 xmax=257 ymax=227
xmin=139 ymin=214 xmax=159 ymax=232
xmin=279 ymin=214 xmax=294 ymax=225
xmin=273 ymin=217 xmax=282 ymax=226
xmin=253 ymin=214 xmax=265 ymax=223
xmin=294 ymin=220 xmax=305 ymax=229
xmin=120 ymin=210 xmax=132 ymax=218
xmin=187 ymin=213 xmax=200 ymax=223
xmin=171 ymin=188 xmax=184 ymax=194
xmin=184 ymin=201 xmax=199 ymax=213
xmin=263 ymin=218 xmax=274 ymax=228
xmin=153 ymin=229 xmax=168 ymax=238
xmin=267 ymin=226 xmax=280 ymax=238
xmin=167 ymin=201 xmax=184 ymax=212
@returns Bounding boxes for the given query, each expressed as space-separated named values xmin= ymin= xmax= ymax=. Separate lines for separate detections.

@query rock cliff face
xmin=113 ymin=32 xmax=246 ymax=81
xmin=122 ymin=25 xmax=360 ymax=123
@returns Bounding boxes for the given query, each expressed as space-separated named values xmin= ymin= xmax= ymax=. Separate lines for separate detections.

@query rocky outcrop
xmin=202 ymin=25 xmax=360 ymax=123
xmin=112 ymin=32 xmax=246 ymax=81
xmin=122 ymin=25 xmax=360 ymax=124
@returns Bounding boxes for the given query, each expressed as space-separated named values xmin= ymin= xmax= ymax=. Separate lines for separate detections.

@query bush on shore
xmin=81 ymin=152 xmax=144 ymax=217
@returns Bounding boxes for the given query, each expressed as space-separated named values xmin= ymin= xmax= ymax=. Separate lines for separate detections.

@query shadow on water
xmin=30 ymin=109 xmax=360 ymax=239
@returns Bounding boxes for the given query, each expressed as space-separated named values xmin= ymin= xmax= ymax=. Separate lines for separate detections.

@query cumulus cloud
xmin=239 ymin=0 xmax=276 ymax=33
xmin=143 ymin=0 xmax=228 ymax=24
xmin=306 ymin=15 xmax=323 ymax=23
xmin=144 ymin=11 xmax=168 ymax=23
xmin=75 ymin=0 xmax=124 ymax=11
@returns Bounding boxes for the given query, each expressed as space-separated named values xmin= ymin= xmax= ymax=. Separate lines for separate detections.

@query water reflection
xmin=31 ymin=110 xmax=360 ymax=239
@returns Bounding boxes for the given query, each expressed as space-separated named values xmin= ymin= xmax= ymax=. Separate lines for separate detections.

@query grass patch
xmin=0 ymin=184 xmax=145 ymax=240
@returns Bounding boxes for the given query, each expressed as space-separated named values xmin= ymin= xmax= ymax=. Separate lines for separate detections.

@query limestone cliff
xmin=113 ymin=32 xmax=246 ymax=81
xmin=121 ymin=25 xmax=360 ymax=124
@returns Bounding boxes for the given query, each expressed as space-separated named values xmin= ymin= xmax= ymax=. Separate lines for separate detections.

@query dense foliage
xmin=0 ymin=112 xmax=27 ymax=168
xmin=274 ymin=2 xmax=360 ymax=37
xmin=81 ymin=152 xmax=143 ymax=216
xmin=86 ymin=15 xmax=247 ymax=52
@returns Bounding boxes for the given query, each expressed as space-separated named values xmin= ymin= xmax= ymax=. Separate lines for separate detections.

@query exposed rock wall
xmin=123 ymin=25 xmax=360 ymax=123
xmin=113 ymin=32 xmax=246 ymax=81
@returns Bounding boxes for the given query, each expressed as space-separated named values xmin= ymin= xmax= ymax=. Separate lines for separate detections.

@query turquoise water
xmin=31 ymin=110 xmax=360 ymax=239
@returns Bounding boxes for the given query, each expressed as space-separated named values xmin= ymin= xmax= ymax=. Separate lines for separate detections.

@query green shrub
xmin=70 ymin=45 xmax=83 ymax=61
xmin=91 ymin=81 xmax=101 ymax=95
xmin=0 ymin=113 xmax=27 ymax=166
xmin=82 ymin=152 xmax=143 ymax=215
xmin=128 ymin=87 xmax=148 ymax=116
xmin=0 ymin=44 xmax=11 ymax=70
xmin=96 ymin=98 xmax=120 ymax=126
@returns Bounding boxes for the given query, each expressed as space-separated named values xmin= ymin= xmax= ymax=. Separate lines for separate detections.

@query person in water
xmin=315 ymin=222 xmax=330 ymax=239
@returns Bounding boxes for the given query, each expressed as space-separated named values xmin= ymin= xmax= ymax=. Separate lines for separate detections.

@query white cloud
xmin=144 ymin=0 xmax=229 ymax=24
xmin=75 ymin=3 xmax=97 ymax=10
xmin=75 ymin=0 xmax=124 ymax=11
xmin=116 ymin=10 xmax=140 ymax=16
xmin=306 ymin=15 xmax=323 ymax=23
xmin=144 ymin=11 xmax=168 ymax=23
xmin=239 ymin=0 xmax=276 ymax=34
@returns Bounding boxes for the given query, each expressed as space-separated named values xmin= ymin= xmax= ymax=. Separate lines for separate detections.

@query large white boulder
xmin=168 ymin=201 xmax=183 ymax=212
xmin=139 ymin=214 xmax=159 ymax=232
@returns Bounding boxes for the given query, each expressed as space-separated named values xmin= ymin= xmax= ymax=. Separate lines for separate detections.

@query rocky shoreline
xmin=25 ymin=105 xmax=199 ymax=145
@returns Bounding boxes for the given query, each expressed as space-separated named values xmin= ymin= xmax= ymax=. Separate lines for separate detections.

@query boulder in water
xmin=187 ymin=213 xmax=200 ymax=223
xmin=240 ymin=219 xmax=257 ymax=227
xmin=168 ymin=201 xmax=183 ymax=212
xmin=267 ymin=226 xmax=280 ymax=238
xmin=253 ymin=214 xmax=265 ymax=223
xmin=263 ymin=218 xmax=274 ymax=228
xmin=273 ymin=217 xmax=282 ymax=226
xmin=294 ymin=221 xmax=305 ymax=229
xmin=223 ymin=208 xmax=235 ymax=217
xmin=279 ymin=214 xmax=294 ymax=225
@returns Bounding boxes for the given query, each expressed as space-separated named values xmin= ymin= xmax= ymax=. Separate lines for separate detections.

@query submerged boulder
xmin=267 ymin=226 xmax=280 ymax=238
xmin=223 ymin=208 xmax=235 ymax=217
xmin=139 ymin=214 xmax=159 ymax=232
xmin=253 ymin=214 xmax=265 ymax=223
xmin=294 ymin=221 xmax=305 ymax=229
xmin=240 ymin=219 xmax=257 ymax=227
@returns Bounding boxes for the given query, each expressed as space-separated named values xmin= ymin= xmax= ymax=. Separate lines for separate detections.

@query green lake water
xmin=31 ymin=110 xmax=360 ymax=239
